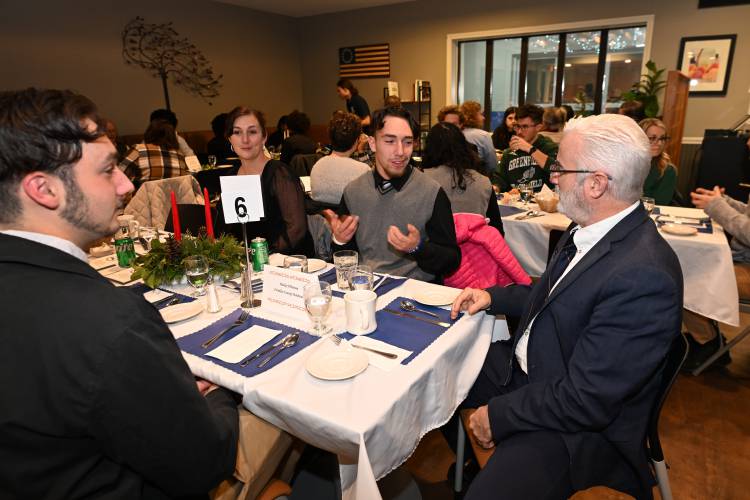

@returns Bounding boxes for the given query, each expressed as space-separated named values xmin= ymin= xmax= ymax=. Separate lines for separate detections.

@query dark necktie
xmin=524 ymin=234 xmax=578 ymax=325
xmin=546 ymin=236 xmax=578 ymax=293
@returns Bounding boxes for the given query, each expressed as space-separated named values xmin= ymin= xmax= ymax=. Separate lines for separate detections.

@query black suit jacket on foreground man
xmin=0 ymin=234 xmax=239 ymax=498
xmin=0 ymin=88 xmax=238 ymax=499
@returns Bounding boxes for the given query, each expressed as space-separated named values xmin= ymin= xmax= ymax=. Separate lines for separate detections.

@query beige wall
xmin=297 ymin=0 xmax=750 ymax=138
xmin=0 ymin=0 xmax=303 ymax=134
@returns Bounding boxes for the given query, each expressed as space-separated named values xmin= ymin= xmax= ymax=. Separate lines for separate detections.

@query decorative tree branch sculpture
xmin=122 ymin=16 xmax=222 ymax=110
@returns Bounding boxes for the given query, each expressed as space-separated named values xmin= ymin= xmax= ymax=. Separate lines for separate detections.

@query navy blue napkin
xmin=128 ymin=283 xmax=196 ymax=309
xmin=499 ymin=205 xmax=526 ymax=217
xmin=338 ymin=296 xmax=461 ymax=365
xmin=176 ymin=308 xmax=318 ymax=377
xmin=317 ymin=268 xmax=407 ymax=298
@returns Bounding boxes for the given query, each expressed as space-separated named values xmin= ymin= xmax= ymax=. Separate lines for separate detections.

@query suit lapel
xmin=533 ymin=205 xmax=650 ymax=315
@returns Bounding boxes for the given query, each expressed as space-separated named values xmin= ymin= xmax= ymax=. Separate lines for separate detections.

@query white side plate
xmin=307 ymin=258 xmax=327 ymax=273
xmin=160 ymin=301 xmax=204 ymax=323
xmin=306 ymin=348 xmax=369 ymax=381
xmin=661 ymin=223 xmax=698 ymax=236
xmin=413 ymin=289 xmax=460 ymax=307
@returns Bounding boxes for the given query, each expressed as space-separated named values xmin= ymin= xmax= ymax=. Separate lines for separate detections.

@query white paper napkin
xmin=103 ymin=267 xmax=134 ymax=284
xmin=89 ymin=254 xmax=118 ymax=270
xmin=349 ymin=336 xmax=411 ymax=371
xmin=143 ymin=289 xmax=173 ymax=303
xmin=206 ymin=325 xmax=281 ymax=363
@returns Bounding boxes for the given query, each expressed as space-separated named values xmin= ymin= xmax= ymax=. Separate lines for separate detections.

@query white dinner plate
xmin=660 ymin=223 xmax=698 ymax=236
xmin=160 ymin=301 xmax=204 ymax=323
xmin=306 ymin=348 xmax=369 ymax=381
xmin=90 ymin=243 xmax=114 ymax=257
xmin=307 ymin=258 xmax=327 ymax=273
xmin=413 ymin=289 xmax=461 ymax=307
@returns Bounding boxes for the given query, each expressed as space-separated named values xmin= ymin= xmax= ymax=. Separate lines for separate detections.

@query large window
xmin=456 ymin=25 xmax=647 ymax=129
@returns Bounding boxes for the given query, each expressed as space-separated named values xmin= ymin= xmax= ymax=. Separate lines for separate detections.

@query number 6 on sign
xmin=219 ymin=175 xmax=264 ymax=224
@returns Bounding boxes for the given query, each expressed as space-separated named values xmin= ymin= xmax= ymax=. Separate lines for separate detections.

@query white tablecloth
xmin=166 ymin=269 xmax=495 ymax=500
xmin=502 ymin=205 xmax=740 ymax=326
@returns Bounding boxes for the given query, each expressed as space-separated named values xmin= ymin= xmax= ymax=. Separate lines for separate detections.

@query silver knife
xmin=383 ymin=308 xmax=451 ymax=328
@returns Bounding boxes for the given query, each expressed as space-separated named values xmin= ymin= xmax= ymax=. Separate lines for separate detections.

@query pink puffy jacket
xmin=444 ymin=213 xmax=531 ymax=289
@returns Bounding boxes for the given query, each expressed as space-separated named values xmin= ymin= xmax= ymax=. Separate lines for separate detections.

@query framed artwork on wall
xmin=677 ymin=34 xmax=737 ymax=95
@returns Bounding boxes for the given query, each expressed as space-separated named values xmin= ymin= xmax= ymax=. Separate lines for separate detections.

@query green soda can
xmin=250 ymin=237 xmax=269 ymax=272
xmin=114 ymin=223 xmax=136 ymax=267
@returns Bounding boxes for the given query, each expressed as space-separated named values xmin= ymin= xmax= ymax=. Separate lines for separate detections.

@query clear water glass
xmin=519 ymin=184 xmax=534 ymax=207
xmin=284 ymin=255 xmax=308 ymax=273
xmin=304 ymin=281 xmax=332 ymax=336
xmin=184 ymin=255 xmax=209 ymax=297
xmin=333 ymin=250 xmax=358 ymax=290
xmin=348 ymin=265 xmax=374 ymax=290
xmin=641 ymin=196 xmax=656 ymax=216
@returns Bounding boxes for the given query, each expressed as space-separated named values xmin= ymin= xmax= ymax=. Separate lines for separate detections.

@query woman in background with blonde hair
xmin=639 ymin=118 xmax=677 ymax=206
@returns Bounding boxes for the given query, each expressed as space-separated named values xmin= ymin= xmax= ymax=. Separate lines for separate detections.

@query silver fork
xmin=330 ymin=334 xmax=398 ymax=359
xmin=202 ymin=311 xmax=250 ymax=349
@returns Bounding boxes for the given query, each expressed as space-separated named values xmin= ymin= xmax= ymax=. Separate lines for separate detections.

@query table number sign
xmin=261 ymin=265 xmax=319 ymax=317
xmin=219 ymin=175 xmax=264 ymax=224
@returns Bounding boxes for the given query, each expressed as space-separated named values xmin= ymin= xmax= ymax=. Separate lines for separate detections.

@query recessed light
xmin=624 ymin=59 xmax=632 ymax=63
xmin=564 ymin=63 xmax=572 ymax=68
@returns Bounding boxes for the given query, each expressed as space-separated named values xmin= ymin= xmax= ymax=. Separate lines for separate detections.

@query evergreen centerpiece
xmin=131 ymin=231 xmax=245 ymax=288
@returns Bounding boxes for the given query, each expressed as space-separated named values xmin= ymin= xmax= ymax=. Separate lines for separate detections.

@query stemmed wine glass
xmin=519 ymin=184 xmax=534 ymax=208
xmin=184 ymin=255 xmax=210 ymax=297
xmin=304 ymin=281 xmax=332 ymax=336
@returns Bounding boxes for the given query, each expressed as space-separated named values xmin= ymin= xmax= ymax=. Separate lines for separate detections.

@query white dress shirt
xmin=514 ymin=201 xmax=640 ymax=373
xmin=1 ymin=230 xmax=89 ymax=263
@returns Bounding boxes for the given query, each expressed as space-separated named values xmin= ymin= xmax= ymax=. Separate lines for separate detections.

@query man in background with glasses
xmin=492 ymin=103 xmax=558 ymax=193
xmin=451 ymin=113 xmax=682 ymax=499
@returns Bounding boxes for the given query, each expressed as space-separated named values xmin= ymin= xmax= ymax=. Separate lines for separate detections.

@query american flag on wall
xmin=338 ymin=44 xmax=390 ymax=78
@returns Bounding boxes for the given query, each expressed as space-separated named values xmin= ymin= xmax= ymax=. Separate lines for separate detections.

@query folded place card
xmin=206 ymin=325 xmax=282 ymax=363
xmin=143 ymin=289 xmax=173 ymax=303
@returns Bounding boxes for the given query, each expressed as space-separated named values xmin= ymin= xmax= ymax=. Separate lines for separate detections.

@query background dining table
xmin=501 ymin=203 xmax=740 ymax=326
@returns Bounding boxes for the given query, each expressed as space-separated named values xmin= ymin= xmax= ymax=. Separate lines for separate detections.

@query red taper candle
xmin=170 ymin=190 xmax=181 ymax=241
xmin=203 ymin=187 xmax=215 ymax=241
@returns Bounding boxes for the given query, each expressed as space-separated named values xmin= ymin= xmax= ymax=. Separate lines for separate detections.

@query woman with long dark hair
xmin=119 ymin=119 xmax=190 ymax=187
xmin=422 ymin=122 xmax=503 ymax=235
xmin=492 ymin=106 xmax=517 ymax=150
xmin=214 ymin=106 xmax=308 ymax=254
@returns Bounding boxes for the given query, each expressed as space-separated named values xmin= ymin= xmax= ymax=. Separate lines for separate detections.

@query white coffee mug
xmin=344 ymin=290 xmax=377 ymax=335
xmin=117 ymin=214 xmax=140 ymax=237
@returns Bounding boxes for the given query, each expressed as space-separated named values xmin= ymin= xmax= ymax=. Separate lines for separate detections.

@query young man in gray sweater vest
xmin=326 ymin=106 xmax=460 ymax=283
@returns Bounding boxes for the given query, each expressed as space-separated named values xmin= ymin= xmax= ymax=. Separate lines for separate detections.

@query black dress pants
xmin=462 ymin=341 xmax=575 ymax=500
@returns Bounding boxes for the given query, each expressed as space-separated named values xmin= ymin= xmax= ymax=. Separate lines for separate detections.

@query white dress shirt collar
xmin=1 ymin=230 xmax=89 ymax=263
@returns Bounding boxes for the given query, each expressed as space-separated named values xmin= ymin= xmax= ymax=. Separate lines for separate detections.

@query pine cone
xmin=165 ymin=235 xmax=182 ymax=264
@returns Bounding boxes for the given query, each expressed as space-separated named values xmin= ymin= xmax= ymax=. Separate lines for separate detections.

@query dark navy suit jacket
xmin=485 ymin=205 xmax=683 ymax=497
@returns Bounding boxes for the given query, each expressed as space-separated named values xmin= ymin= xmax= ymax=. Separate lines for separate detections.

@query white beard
xmin=557 ymin=183 xmax=592 ymax=225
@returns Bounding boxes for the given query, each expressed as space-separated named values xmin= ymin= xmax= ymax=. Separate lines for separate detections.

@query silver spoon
xmin=258 ymin=333 xmax=300 ymax=368
xmin=400 ymin=299 xmax=440 ymax=319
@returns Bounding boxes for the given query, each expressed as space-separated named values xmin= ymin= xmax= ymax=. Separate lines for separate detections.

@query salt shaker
xmin=206 ymin=282 xmax=222 ymax=313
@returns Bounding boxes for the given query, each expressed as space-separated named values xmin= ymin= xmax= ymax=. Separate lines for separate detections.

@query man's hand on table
xmin=387 ymin=224 xmax=421 ymax=253
xmin=690 ymin=186 xmax=724 ymax=209
xmin=324 ymin=209 xmax=359 ymax=244
xmin=469 ymin=405 xmax=495 ymax=449
xmin=196 ymin=378 xmax=219 ymax=397
xmin=451 ymin=288 xmax=491 ymax=319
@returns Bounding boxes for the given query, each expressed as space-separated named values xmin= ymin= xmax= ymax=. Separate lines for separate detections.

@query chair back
xmin=647 ymin=332 xmax=688 ymax=462
xmin=288 ymin=153 xmax=323 ymax=178
xmin=124 ymin=175 xmax=203 ymax=229
xmin=164 ymin=204 xmax=215 ymax=236
xmin=194 ymin=166 xmax=237 ymax=199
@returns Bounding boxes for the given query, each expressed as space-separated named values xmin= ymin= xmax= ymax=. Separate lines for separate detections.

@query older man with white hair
xmin=451 ymin=114 xmax=683 ymax=499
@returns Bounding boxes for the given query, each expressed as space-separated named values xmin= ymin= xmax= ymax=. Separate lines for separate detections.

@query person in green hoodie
xmin=492 ymin=104 xmax=558 ymax=193
xmin=639 ymin=118 xmax=677 ymax=205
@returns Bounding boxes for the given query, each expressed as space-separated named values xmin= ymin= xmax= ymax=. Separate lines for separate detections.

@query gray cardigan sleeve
xmin=705 ymin=195 xmax=750 ymax=247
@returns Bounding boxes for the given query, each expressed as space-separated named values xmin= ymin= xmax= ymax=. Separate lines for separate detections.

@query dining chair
xmin=692 ymin=299 xmax=750 ymax=375
xmin=453 ymin=332 xmax=688 ymax=499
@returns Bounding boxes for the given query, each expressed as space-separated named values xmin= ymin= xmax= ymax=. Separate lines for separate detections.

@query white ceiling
xmin=214 ymin=0 xmax=416 ymax=18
